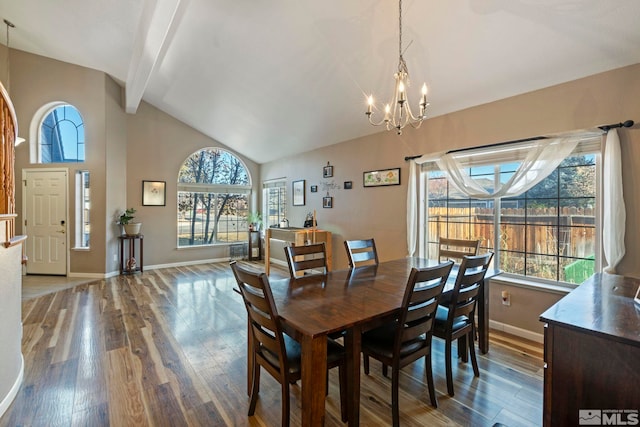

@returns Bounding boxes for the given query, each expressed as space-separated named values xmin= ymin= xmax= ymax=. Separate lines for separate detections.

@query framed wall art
xmin=310 ymin=185 xmax=318 ymax=193
xmin=363 ymin=168 xmax=401 ymax=187
xmin=142 ymin=180 xmax=166 ymax=206
xmin=323 ymin=164 xmax=333 ymax=178
xmin=344 ymin=181 xmax=353 ymax=190
xmin=292 ymin=179 xmax=305 ymax=206
xmin=323 ymin=196 xmax=333 ymax=208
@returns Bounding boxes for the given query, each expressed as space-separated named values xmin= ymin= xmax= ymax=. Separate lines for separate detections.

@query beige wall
xmin=125 ymin=102 xmax=260 ymax=267
xmin=262 ymin=63 xmax=640 ymax=336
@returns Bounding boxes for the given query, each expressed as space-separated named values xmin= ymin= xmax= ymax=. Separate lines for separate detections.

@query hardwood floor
xmin=2 ymin=262 xmax=544 ymax=426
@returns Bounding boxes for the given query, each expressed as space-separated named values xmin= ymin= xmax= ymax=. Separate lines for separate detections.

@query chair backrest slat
xmin=344 ymin=238 xmax=379 ymax=268
xmin=438 ymin=238 xmax=481 ymax=263
xmin=284 ymin=243 xmax=328 ymax=278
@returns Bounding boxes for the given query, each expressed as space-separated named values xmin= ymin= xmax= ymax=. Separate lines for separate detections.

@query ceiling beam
xmin=124 ymin=0 xmax=186 ymax=114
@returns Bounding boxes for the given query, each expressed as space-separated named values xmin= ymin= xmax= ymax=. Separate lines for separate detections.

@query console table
xmin=539 ymin=273 xmax=640 ymax=426
xmin=119 ymin=234 xmax=143 ymax=274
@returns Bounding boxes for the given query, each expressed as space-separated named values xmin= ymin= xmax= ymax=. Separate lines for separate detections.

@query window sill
xmin=490 ymin=274 xmax=576 ymax=295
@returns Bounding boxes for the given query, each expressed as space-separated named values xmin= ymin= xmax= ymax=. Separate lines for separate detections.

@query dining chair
xmin=437 ymin=237 xmax=481 ymax=263
xmin=433 ymin=252 xmax=494 ymax=397
xmin=361 ymin=261 xmax=454 ymax=426
xmin=284 ymin=242 xmax=327 ymax=278
xmin=230 ymin=261 xmax=347 ymax=426
xmin=344 ymin=238 xmax=379 ymax=267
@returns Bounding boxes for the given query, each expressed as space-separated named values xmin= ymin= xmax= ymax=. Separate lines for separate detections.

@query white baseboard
xmin=0 ymin=354 xmax=24 ymax=418
xmin=489 ymin=319 xmax=544 ymax=344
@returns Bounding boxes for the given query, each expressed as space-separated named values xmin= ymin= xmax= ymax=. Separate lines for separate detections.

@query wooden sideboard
xmin=264 ymin=227 xmax=332 ymax=275
xmin=539 ymin=273 xmax=640 ymax=427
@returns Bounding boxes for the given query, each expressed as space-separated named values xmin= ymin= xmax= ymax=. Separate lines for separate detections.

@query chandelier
xmin=365 ymin=0 xmax=429 ymax=135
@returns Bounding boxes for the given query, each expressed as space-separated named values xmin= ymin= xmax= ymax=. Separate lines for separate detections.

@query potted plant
xmin=247 ymin=211 xmax=262 ymax=231
xmin=119 ymin=208 xmax=142 ymax=236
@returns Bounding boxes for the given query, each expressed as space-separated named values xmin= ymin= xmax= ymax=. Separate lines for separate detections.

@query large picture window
xmin=426 ymin=147 xmax=599 ymax=285
xmin=177 ymin=148 xmax=251 ymax=247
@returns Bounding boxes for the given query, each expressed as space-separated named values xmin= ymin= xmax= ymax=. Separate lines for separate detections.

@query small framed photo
xmin=323 ymin=196 xmax=333 ymax=208
xmin=344 ymin=181 xmax=353 ymax=190
xmin=292 ymin=179 xmax=305 ymax=206
xmin=142 ymin=180 xmax=166 ymax=206
xmin=310 ymin=185 xmax=318 ymax=193
xmin=323 ymin=165 xmax=334 ymax=178
xmin=363 ymin=167 xmax=401 ymax=187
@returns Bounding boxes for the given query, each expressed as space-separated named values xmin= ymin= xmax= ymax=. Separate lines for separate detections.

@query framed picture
xmin=323 ymin=165 xmax=333 ymax=178
xmin=363 ymin=167 xmax=401 ymax=187
xmin=323 ymin=196 xmax=333 ymax=208
xmin=142 ymin=180 xmax=166 ymax=206
xmin=310 ymin=185 xmax=318 ymax=193
xmin=292 ymin=179 xmax=305 ymax=206
xmin=344 ymin=181 xmax=352 ymax=190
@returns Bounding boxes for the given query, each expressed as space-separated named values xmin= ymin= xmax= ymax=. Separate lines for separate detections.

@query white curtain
xmin=435 ymin=136 xmax=583 ymax=199
xmin=602 ymin=129 xmax=625 ymax=274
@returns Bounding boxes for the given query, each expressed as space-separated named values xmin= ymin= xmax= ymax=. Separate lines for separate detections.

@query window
xmin=75 ymin=170 xmax=90 ymax=248
xmin=177 ymin=148 xmax=251 ymax=247
xmin=263 ymin=179 xmax=287 ymax=228
xmin=39 ymin=104 xmax=85 ymax=163
xmin=425 ymin=145 xmax=600 ymax=285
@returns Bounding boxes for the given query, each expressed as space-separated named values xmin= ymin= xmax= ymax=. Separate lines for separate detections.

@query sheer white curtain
xmin=603 ymin=129 xmax=625 ymax=273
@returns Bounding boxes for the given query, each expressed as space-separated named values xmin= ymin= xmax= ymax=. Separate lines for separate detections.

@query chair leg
xmin=248 ymin=363 xmax=261 ymax=415
xmin=364 ymin=354 xmax=370 ymax=375
xmin=469 ymin=330 xmax=479 ymax=377
xmin=391 ymin=366 xmax=400 ymax=427
xmin=425 ymin=353 xmax=438 ymax=408
xmin=445 ymin=338 xmax=455 ymax=397
xmin=282 ymin=382 xmax=290 ymax=427
xmin=382 ymin=363 xmax=388 ymax=378
xmin=338 ymin=365 xmax=348 ymax=422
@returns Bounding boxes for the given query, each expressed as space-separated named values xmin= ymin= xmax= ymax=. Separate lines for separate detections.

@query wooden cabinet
xmin=264 ymin=228 xmax=332 ymax=275
xmin=539 ymin=273 xmax=640 ymax=427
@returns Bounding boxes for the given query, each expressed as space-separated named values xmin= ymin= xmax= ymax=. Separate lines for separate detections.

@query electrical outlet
xmin=501 ymin=290 xmax=511 ymax=306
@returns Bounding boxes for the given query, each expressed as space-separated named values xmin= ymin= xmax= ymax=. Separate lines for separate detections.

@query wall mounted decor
xmin=323 ymin=162 xmax=333 ymax=178
xmin=292 ymin=179 xmax=305 ymax=206
xmin=323 ymin=195 xmax=333 ymax=208
xmin=344 ymin=181 xmax=353 ymax=190
xmin=310 ymin=185 xmax=318 ymax=193
xmin=142 ymin=180 xmax=166 ymax=206
xmin=363 ymin=168 xmax=401 ymax=187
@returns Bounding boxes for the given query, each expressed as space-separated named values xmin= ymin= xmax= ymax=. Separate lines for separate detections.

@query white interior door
xmin=23 ymin=169 xmax=68 ymax=275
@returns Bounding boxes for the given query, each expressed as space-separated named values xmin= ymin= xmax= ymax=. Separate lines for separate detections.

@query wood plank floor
xmin=1 ymin=262 xmax=544 ymax=427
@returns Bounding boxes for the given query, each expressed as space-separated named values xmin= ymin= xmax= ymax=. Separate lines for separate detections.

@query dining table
xmin=265 ymin=256 xmax=501 ymax=426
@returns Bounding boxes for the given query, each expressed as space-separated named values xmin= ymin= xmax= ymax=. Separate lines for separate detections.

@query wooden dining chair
xmin=344 ymin=238 xmax=379 ymax=267
xmin=361 ymin=261 xmax=454 ymax=426
xmin=433 ymin=252 xmax=494 ymax=397
xmin=437 ymin=237 xmax=481 ymax=263
xmin=230 ymin=261 xmax=347 ymax=426
xmin=284 ymin=242 xmax=327 ymax=278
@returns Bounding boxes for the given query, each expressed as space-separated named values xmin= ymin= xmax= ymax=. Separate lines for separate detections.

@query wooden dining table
xmin=265 ymin=256 xmax=501 ymax=426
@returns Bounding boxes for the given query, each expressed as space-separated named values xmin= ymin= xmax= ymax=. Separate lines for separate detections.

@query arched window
xmin=177 ymin=148 xmax=251 ymax=247
xmin=38 ymin=103 xmax=85 ymax=163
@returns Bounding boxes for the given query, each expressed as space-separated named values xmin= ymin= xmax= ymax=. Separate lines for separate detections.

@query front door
xmin=23 ymin=168 xmax=68 ymax=275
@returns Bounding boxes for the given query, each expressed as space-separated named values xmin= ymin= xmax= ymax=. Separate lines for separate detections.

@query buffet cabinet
xmin=539 ymin=273 xmax=640 ymax=427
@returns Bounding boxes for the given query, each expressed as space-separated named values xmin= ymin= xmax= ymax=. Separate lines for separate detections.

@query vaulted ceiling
xmin=2 ymin=0 xmax=640 ymax=164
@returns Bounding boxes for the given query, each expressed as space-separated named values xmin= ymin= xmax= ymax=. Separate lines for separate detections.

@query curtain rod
xmin=404 ymin=119 xmax=634 ymax=161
